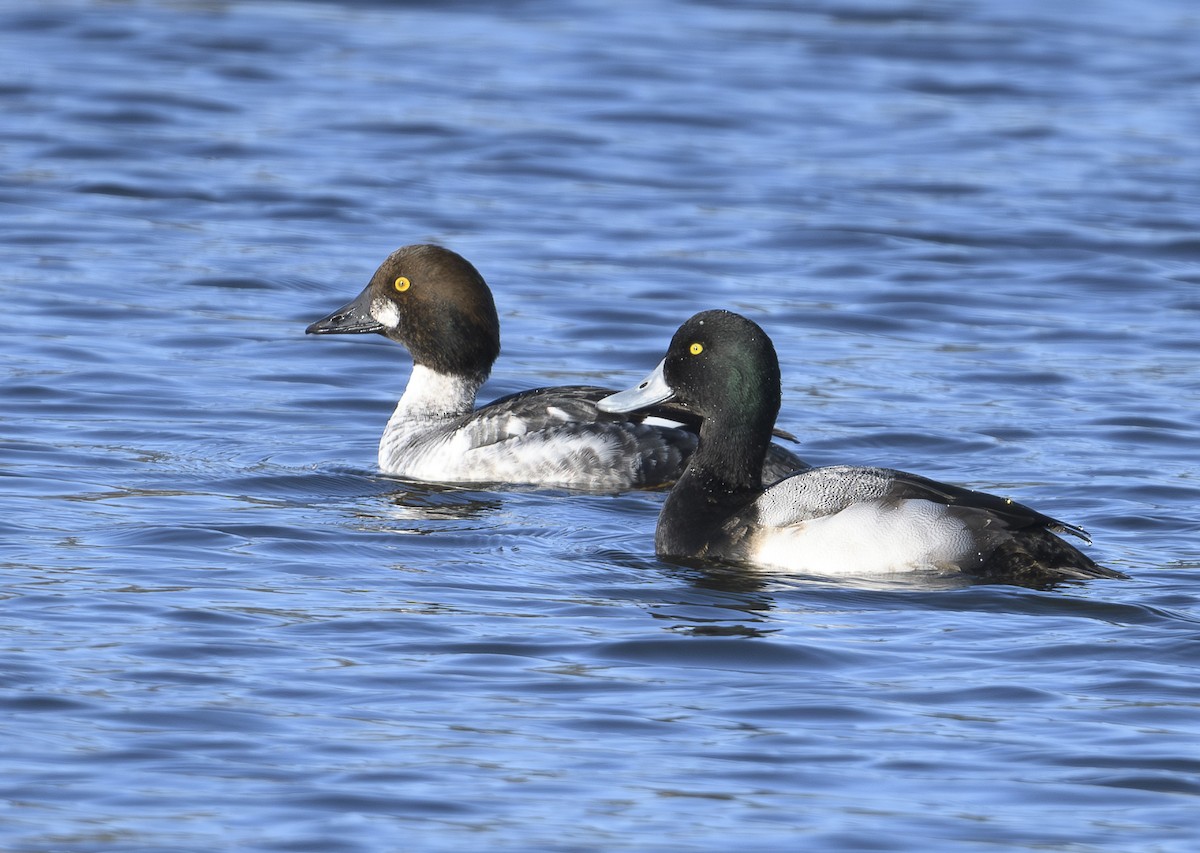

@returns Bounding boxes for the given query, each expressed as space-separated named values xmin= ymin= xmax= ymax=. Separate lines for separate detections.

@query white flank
xmin=751 ymin=499 xmax=975 ymax=576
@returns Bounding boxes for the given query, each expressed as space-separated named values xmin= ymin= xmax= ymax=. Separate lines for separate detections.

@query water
xmin=2 ymin=0 xmax=1199 ymax=849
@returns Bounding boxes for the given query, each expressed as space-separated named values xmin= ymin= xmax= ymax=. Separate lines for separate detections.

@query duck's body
xmin=306 ymin=245 xmax=805 ymax=490
xmin=662 ymin=461 xmax=1115 ymax=584
xmin=600 ymin=310 xmax=1123 ymax=585
xmin=376 ymin=367 xmax=705 ymax=490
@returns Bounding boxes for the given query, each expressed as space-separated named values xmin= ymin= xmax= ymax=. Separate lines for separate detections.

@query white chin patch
xmin=371 ymin=298 xmax=401 ymax=328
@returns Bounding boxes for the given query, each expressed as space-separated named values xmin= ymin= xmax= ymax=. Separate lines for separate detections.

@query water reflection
xmin=371 ymin=480 xmax=504 ymax=524
xmin=659 ymin=551 xmax=1096 ymax=595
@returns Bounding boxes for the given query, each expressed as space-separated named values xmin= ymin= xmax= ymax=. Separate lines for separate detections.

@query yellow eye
xmin=394 ymin=276 xmax=411 ymax=293
xmin=689 ymin=342 xmax=704 ymax=355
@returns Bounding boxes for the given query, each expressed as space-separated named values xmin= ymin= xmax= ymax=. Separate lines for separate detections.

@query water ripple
xmin=3 ymin=0 xmax=1199 ymax=850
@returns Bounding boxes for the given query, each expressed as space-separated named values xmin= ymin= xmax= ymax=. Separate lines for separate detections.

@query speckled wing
xmin=752 ymin=465 xmax=1090 ymax=541
xmin=470 ymin=385 xmax=695 ymax=441
xmin=450 ymin=385 xmax=697 ymax=488
xmin=748 ymin=466 xmax=891 ymax=529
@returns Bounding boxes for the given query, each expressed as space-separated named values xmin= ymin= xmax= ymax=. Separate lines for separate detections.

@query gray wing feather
xmin=754 ymin=465 xmax=1090 ymax=542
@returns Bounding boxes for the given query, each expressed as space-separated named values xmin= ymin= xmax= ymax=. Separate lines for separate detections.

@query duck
xmin=598 ymin=309 xmax=1125 ymax=585
xmin=305 ymin=245 xmax=807 ymax=490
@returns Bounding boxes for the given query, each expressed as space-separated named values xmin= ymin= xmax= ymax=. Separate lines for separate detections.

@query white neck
xmin=392 ymin=364 xmax=481 ymax=421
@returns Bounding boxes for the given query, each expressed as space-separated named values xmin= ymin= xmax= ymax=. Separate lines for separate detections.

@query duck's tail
xmin=978 ymin=529 xmax=1127 ymax=586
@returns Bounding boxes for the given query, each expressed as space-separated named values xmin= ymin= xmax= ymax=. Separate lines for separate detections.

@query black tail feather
xmin=974 ymin=529 xmax=1126 ymax=586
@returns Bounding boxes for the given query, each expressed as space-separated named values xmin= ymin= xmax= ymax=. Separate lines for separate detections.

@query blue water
xmin=3 ymin=0 xmax=1199 ymax=850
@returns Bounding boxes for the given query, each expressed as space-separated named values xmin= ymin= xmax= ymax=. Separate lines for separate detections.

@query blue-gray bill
xmin=598 ymin=359 xmax=673 ymax=414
